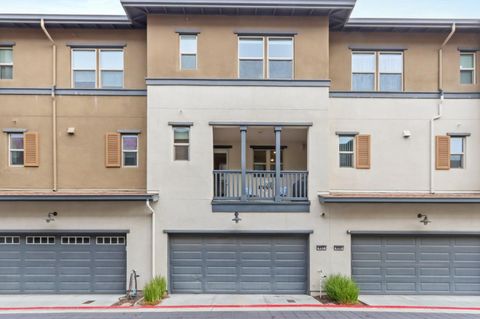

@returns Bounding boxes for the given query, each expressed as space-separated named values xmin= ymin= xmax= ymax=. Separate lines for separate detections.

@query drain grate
xmin=82 ymin=300 xmax=95 ymax=304
xmin=286 ymin=299 xmax=296 ymax=303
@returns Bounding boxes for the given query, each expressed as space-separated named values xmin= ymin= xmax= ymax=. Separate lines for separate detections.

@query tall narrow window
xmin=179 ymin=35 xmax=197 ymax=70
xmin=173 ymin=127 xmax=190 ymax=161
xmin=9 ymin=133 xmax=24 ymax=166
xmin=339 ymin=135 xmax=354 ymax=168
xmin=460 ymin=52 xmax=475 ymax=84
xmin=351 ymin=52 xmax=375 ymax=91
xmin=253 ymin=149 xmax=283 ymax=170
xmin=379 ymin=52 xmax=403 ymax=91
xmin=450 ymin=137 xmax=465 ymax=169
xmin=122 ymin=135 xmax=138 ymax=167
xmin=72 ymin=49 xmax=96 ymax=88
xmin=0 ymin=47 xmax=13 ymax=79
xmin=268 ymin=38 xmax=293 ymax=79
xmin=238 ymin=38 xmax=264 ymax=79
xmin=100 ymin=50 xmax=124 ymax=88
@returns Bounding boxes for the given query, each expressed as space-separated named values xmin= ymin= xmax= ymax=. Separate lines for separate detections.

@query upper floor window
xmin=460 ymin=52 xmax=475 ymax=84
xmin=338 ymin=135 xmax=354 ymax=168
xmin=253 ymin=149 xmax=284 ymax=171
xmin=352 ymin=51 xmax=403 ymax=91
xmin=9 ymin=133 xmax=24 ymax=166
xmin=180 ymin=35 xmax=197 ymax=70
xmin=72 ymin=49 xmax=124 ymax=89
xmin=173 ymin=127 xmax=190 ymax=161
xmin=122 ymin=134 xmax=138 ymax=167
xmin=0 ymin=47 xmax=13 ymax=80
xmin=450 ymin=136 xmax=465 ymax=169
xmin=239 ymin=37 xmax=293 ymax=80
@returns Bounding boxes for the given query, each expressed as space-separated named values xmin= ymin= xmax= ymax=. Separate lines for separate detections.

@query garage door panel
xmin=0 ymin=274 xmax=21 ymax=282
xmin=170 ymin=235 xmax=307 ymax=294
xmin=456 ymin=283 xmax=480 ymax=292
xmin=385 ymin=282 xmax=416 ymax=292
xmin=419 ymin=267 xmax=450 ymax=276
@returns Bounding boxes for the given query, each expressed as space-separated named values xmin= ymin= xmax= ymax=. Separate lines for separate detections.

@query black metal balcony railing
xmin=213 ymin=170 xmax=308 ymax=201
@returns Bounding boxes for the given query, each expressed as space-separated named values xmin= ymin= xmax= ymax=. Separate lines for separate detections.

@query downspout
xmin=146 ymin=199 xmax=156 ymax=279
xmin=430 ymin=23 xmax=456 ymax=193
xmin=40 ymin=19 xmax=58 ymax=192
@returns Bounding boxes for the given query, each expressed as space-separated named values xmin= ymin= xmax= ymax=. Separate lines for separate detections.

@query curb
xmin=0 ymin=304 xmax=480 ymax=312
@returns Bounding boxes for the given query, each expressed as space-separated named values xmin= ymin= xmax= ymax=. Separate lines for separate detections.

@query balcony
xmin=211 ymin=124 xmax=310 ymax=212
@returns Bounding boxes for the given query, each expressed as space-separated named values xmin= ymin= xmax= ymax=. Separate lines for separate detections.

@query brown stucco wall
xmin=330 ymin=31 xmax=480 ymax=92
xmin=147 ymin=15 xmax=329 ymax=80
xmin=0 ymin=95 xmax=146 ymax=190
xmin=0 ymin=28 xmax=147 ymax=89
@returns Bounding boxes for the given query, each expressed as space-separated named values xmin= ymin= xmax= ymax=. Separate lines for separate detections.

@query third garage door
xmin=352 ymin=235 xmax=480 ymax=295
xmin=169 ymin=234 xmax=308 ymax=294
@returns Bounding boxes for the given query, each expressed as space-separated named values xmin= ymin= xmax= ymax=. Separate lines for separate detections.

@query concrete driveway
xmin=360 ymin=295 xmax=480 ymax=308
xmin=0 ymin=295 xmax=122 ymax=308
xmin=161 ymin=294 xmax=320 ymax=306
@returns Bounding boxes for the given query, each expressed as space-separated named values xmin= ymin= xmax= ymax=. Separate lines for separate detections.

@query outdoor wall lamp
xmin=417 ymin=213 xmax=431 ymax=225
xmin=46 ymin=211 xmax=58 ymax=223
xmin=232 ymin=211 xmax=241 ymax=224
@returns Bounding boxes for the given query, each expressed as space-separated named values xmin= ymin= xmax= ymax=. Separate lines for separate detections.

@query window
xmin=352 ymin=51 xmax=403 ymax=91
xmin=61 ymin=236 xmax=90 ymax=245
xmin=72 ymin=49 xmax=124 ymax=88
xmin=0 ymin=236 xmax=20 ymax=245
xmin=122 ymin=135 xmax=138 ymax=167
xmin=180 ymin=35 xmax=197 ymax=70
xmin=26 ymin=236 xmax=55 ymax=245
xmin=173 ymin=127 xmax=190 ymax=161
xmin=0 ymin=47 xmax=13 ymax=79
xmin=239 ymin=38 xmax=264 ymax=79
xmin=268 ymin=38 xmax=293 ymax=79
xmin=253 ymin=149 xmax=283 ymax=171
xmin=339 ymin=135 xmax=355 ymax=167
xmin=100 ymin=50 xmax=124 ymax=88
xmin=450 ymin=137 xmax=465 ymax=169
xmin=9 ymin=133 xmax=24 ymax=166
xmin=460 ymin=52 xmax=475 ymax=84
xmin=96 ymin=236 xmax=125 ymax=245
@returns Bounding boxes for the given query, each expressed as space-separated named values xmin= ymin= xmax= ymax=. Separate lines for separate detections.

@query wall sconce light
xmin=46 ymin=212 xmax=57 ymax=223
xmin=403 ymin=130 xmax=411 ymax=138
xmin=417 ymin=213 xmax=431 ymax=225
xmin=67 ymin=127 xmax=75 ymax=135
xmin=232 ymin=211 xmax=241 ymax=224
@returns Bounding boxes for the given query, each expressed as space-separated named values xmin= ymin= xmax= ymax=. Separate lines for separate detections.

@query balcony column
xmin=240 ymin=126 xmax=247 ymax=201
xmin=274 ymin=126 xmax=282 ymax=202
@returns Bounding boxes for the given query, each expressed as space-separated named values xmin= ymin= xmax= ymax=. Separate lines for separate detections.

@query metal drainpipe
xmin=430 ymin=23 xmax=456 ymax=193
xmin=146 ymin=199 xmax=156 ymax=279
xmin=40 ymin=19 xmax=58 ymax=192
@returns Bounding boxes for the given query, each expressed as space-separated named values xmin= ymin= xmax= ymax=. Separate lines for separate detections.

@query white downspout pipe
xmin=430 ymin=23 xmax=456 ymax=193
xmin=146 ymin=199 xmax=156 ymax=279
xmin=40 ymin=19 xmax=58 ymax=192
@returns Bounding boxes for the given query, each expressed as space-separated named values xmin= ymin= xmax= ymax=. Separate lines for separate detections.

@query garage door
xmin=352 ymin=235 xmax=480 ymax=295
xmin=0 ymin=233 xmax=126 ymax=294
xmin=169 ymin=234 xmax=308 ymax=294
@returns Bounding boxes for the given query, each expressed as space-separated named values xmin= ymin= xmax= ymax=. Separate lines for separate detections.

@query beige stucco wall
xmin=330 ymin=97 xmax=480 ymax=192
xmin=147 ymin=15 xmax=329 ymax=80
xmin=0 ymin=201 xmax=152 ymax=288
xmin=0 ymin=28 xmax=146 ymax=89
xmin=0 ymin=95 xmax=146 ymax=190
xmin=330 ymin=31 xmax=480 ymax=92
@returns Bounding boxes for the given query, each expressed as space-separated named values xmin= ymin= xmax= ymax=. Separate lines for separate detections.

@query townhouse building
xmin=0 ymin=0 xmax=480 ymax=296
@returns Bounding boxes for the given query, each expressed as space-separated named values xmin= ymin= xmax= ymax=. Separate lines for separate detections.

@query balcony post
xmin=274 ymin=126 xmax=282 ymax=202
xmin=240 ymin=126 xmax=247 ymax=201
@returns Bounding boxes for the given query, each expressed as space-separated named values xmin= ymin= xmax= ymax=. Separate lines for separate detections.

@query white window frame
xmin=378 ymin=51 xmax=404 ymax=92
xmin=8 ymin=133 xmax=24 ymax=167
xmin=450 ymin=136 xmax=466 ymax=169
xmin=460 ymin=52 xmax=475 ymax=85
xmin=61 ymin=236 xmax=91 ymax=245
xmin=0 ymin=47 xmax=13 ymax=80
xmin=266 ymin=37 xmax=294 ymax=80
xmin=0 ymin=236 xmax=20 ymax=245
xmin=96 ymin=236 xmax=126 ymax=245
xmin=99 ymin=49 xmax=124 ymax=89
xmin=339 ymin=135 xmax=355 ymax=168
xmin=351 ymin=51 xmax=377 ymax=91
xmin=71 ymin=48 xmax=97 ymax=89
xmin=238 ymin=37 xmax=265 ymax=79
xmin=173 ymin=126 xmax=190 ymax=161
xmin=179 ymin=34 xmax=198 ymax=70
xmin=26 ymin=236 xmax=55 ymax=245
xmin=122 ymin=134 xmax=139 ymax=167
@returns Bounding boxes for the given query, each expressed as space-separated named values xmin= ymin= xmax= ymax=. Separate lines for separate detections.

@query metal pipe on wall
xmin=146 ymin=199 xmax=156 ymax=279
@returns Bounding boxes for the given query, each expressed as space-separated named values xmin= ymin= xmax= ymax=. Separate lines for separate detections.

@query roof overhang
xmin=121 ymin=0 xmax=357 ymax=29
xmin=343 ymin=18 xmax=480 ymax=32
xmin=0 ymin=14 xmax=138 ymax=29
xmin=0 ymin=192 xmax=159 ymax=202
xmin=319 ymin=193 xmax=480 ymax=203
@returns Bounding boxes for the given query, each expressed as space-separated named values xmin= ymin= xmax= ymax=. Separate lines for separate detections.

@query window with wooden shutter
xmin=355 ymin=134 xmax=371 ymax=169
xmin=105 ymin=132 xmax=121 ymax=168
xmin=436 ymin=135 xmax=450 ymax=170
xmin=23 ymin=132 xmax=39 ymax=167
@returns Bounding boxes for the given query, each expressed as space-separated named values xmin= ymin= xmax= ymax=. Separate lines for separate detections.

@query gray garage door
xmin=352 ymin=235 xmax=480 ymax=295
xmin=0 ymin=233 xmax=126 ymax=294
xmin=169 ymin=234 xmax=308 ymax=294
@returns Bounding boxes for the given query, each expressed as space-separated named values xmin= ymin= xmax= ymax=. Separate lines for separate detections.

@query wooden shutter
xmin=105 ymin=132 xmax=121 ymax=168
xmin=436 ymin=135 xmax=450 ymax=170
xmin=24 ymin=132 xmax=39 ymax=167
xmin=355 ymin=134 xmax=371 ymax=169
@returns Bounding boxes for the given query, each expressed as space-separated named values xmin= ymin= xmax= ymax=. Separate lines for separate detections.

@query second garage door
xmin=169 ymin=234 xmax=308 ymax=294
xmin=352 ymin=235 xmax=480 ymax=295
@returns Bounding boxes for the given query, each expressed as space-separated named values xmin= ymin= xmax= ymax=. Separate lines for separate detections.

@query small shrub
xmin=143 ymin=276 xmax=167 ymax=304
xmin=323 ymin=274 xmax=359 ymax=304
